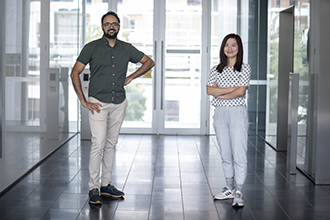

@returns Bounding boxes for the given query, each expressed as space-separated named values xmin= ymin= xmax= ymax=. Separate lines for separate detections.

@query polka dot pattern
xmin=207 ymin=63 xmax=251 ymax=107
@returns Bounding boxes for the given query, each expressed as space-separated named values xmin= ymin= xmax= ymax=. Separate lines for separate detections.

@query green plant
xmin=86 ymin=24 xmax=103 ymax=43
xmin=125 ymin=84 xmax=147 ymax=121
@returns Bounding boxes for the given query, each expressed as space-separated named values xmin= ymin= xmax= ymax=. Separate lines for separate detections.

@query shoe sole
xmin=232 ymin=202 xmax=244 ymax=207
xmin=89 ymin=200 xmax=102 ymax=205
xmin=214 ymin=195 xmax=235 ymax=200
xmin=101 ymin=192 xmax=125 ymax=198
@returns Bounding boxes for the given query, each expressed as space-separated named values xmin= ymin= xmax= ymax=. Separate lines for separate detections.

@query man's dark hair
xmin=101 ymin=11 xmax=120 ymax=24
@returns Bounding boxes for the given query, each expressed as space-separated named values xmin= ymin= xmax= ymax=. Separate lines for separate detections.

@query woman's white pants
xmin=213 ymin=105 xmax=249 ymax=189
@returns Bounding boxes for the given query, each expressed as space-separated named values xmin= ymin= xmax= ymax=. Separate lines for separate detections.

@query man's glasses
xmin=103 ymin=22 xmax=120 ymax=27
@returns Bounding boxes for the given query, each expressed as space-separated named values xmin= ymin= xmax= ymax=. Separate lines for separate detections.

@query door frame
xmin=119 ymin=0 xmax=211 ymax=135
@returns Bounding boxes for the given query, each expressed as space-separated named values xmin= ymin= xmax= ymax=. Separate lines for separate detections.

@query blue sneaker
xmin=89 ymin=188 xmax=102 ymax=204
xmin=101 ymin=184 xmax=125 ymax=198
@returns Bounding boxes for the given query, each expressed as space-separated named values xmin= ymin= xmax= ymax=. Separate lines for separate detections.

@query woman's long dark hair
xmin=216 ymin=33 xmax=244 ymax=73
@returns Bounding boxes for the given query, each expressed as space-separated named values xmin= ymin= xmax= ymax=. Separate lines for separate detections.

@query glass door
xmin=117 ymin=0 xmax=155 ymax=133
xmin=117 ymin=0 xmax=204 ymax=134
xmin=4 ymin=0 xmax=41 ymax=130
xmin=163 ymin=0 xmax=202 ymax=132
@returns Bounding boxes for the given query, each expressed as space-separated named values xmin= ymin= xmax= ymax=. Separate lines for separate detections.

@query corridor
xmin=0 ymin=134 xmax=329 ymax=219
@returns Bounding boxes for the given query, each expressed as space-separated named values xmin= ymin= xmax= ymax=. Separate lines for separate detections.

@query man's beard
xmin=104 ymin=29 xmax=118 ymax=39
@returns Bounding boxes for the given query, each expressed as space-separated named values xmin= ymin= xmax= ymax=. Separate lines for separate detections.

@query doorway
xmin=118 ymin=0 xmax=207 ymax=134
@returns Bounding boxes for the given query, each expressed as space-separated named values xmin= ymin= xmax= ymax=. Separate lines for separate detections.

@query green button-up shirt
xmin=77 ymin=36 xmax=144 ymax=104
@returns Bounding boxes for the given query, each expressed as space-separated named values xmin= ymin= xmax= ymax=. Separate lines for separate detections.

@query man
xmin=70 ymin=11 xmax=155 ymax=205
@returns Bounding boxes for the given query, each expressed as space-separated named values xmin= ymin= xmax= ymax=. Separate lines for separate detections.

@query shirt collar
xmin=102 ymin=35 xmax=119 ymax=47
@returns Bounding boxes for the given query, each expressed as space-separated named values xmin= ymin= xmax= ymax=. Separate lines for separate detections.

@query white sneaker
xmin=214 ymin=186 xmax=235 ymax=200
xmin=232 ymin=190 xmax=244 ymax=207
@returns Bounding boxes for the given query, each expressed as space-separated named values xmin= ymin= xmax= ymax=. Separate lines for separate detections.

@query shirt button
xmin=112 ymin=56 xmax=114 ymax=58
xmin=113 ymin=74 xmax=115 ymax=76
xmin=112 ymin=83 xmax=115 ymax=85
xmin=112 ymin=65 xmax=115 ymax=67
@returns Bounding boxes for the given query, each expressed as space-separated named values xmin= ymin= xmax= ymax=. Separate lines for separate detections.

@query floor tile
xmin=1 ymin=134 xmax=330 ymax=220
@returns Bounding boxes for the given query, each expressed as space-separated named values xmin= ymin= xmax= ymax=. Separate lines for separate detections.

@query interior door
xmin=117 ymin=0 xmax=155 ymax=133
xmin=162 ymin=0 xmax=203 ymax=134
xmin=119 ymin=0 xmax=204 ymax=135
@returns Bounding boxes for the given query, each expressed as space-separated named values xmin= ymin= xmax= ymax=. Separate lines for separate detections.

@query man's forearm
xmin=129 ymin=58 xmax=155 ymax=80
xmin=70 ymin=72 xmax=87 ymax=105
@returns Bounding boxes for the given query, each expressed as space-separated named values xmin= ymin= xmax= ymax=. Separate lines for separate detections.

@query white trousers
xmin=213 ymin=106 xmax=248 ymax=189
xmin=88 ymin=97 xmax=127 ymax=190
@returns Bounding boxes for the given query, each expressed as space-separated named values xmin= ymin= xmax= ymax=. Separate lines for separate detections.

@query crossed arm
xmin=206 ymin=82 xmax=247 ymax=99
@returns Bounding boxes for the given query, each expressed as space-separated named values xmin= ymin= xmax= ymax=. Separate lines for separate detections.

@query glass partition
xmin=49 ymin=0 xmax=82 ymax=134
xmin=267 ymin=0 xmax=313 ymax=178
xmin=293 ymin=0 xmax=312 ymax=177
xmin=4 ymin=0 xmax=41 ymax=128
xmin=0 ymin=0 xmax=80 ymax=193
xmin=265 ymin=0 xmax=292 ymax=146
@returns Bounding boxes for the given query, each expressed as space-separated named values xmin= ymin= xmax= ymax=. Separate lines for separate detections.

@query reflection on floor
xmin=0 ymin=132 xmax=75 ymax=194
xmin=1 ymin=134 xmax=330 ymax=220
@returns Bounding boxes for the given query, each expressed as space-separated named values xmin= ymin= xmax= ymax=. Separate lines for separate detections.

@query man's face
xmin=102 ymin=15 xmax=120 ymax=39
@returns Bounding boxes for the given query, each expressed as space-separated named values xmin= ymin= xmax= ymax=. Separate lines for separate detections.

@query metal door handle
xmin=161 ymin=40 xmax=164 ymax=110
xmin=153 ymin=41 xmax=157 ymax=110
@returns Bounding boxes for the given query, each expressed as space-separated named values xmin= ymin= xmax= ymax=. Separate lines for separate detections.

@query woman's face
xmin=224 ymin=38 xmax=239 ymax=59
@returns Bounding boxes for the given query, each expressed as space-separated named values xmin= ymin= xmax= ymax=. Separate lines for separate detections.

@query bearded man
xmin=70 ymin=11 xmax=154 ymax=205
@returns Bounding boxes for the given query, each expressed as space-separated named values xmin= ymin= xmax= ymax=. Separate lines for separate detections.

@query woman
xmin=206 ymin=33 xmax=251 ymax=207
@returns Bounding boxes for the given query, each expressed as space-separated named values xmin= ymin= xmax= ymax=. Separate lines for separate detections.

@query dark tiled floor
xmin=1 ymin=134 xmax=330 ymax=220
xmin=0 ymin=131 xmax=76 ymax=194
